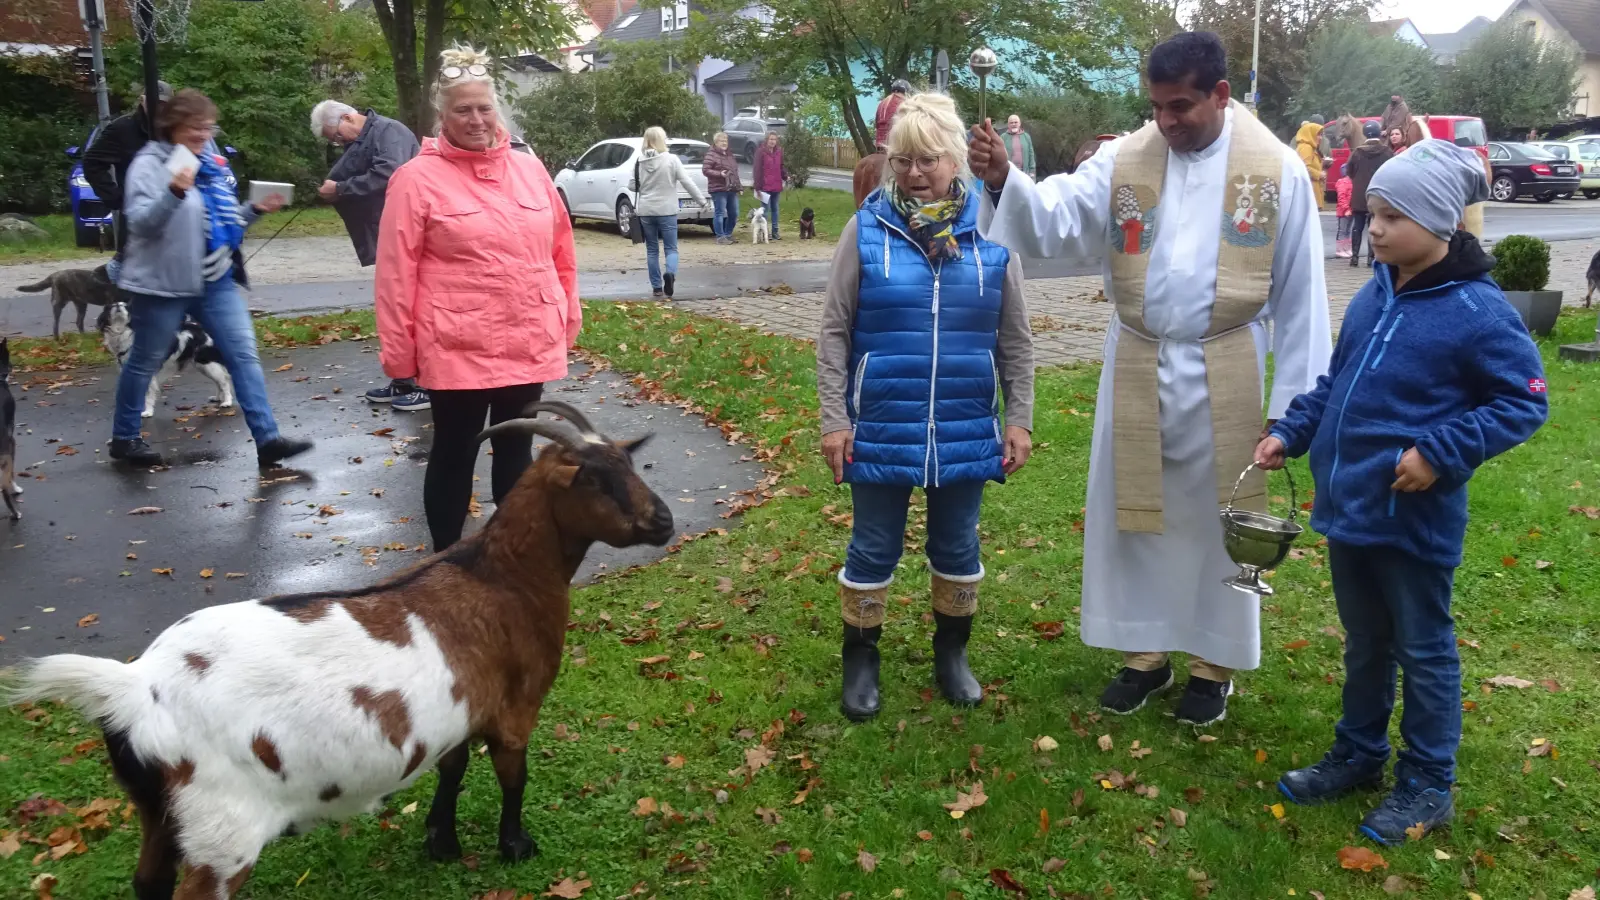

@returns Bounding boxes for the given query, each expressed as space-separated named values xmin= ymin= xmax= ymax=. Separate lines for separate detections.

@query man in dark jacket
xmin=82 ymin=80 xmax=172 ymax=273
xmin=1344 ymin=120 xmax=1393 ymax=268
xmin=311 ymin=101 xmax=422 ymax=406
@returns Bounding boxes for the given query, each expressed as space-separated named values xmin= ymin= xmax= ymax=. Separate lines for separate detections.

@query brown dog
xmin=16 ymin=264 xmax=119 ymax=339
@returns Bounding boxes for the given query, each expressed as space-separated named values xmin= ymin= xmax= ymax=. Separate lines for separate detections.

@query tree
xmin=1187 ymin=0 xmax=1375 ymax=134
xmin=369 ymin=0 xmax=576 ymax=137
xmin=1290 ymin=21 xmax=1439 ymax=124
xmin=1440 ymin=19 xmax=1583 ymax=136
xmin=685 ymin=0 xmax=1137 ymax=155
xmin=514 ymin=42 xmax=719 ymax=166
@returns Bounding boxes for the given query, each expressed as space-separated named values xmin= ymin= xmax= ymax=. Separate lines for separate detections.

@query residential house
xmin=1421 ymin=15 xmax=1493 ymax=64
xmin=1498 ymin=0 xmax=1600 ymax=117
xmin=1368 ymin=18 xmax=1429 ymax=49
xmin=575 ymin=1 xmax=792 ymax=123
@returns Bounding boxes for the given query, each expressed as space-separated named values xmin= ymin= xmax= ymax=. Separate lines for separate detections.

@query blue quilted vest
xmin=845 ymin=188 xmax=1011 ymax=487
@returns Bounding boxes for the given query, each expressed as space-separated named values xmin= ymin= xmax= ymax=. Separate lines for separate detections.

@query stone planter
xmin=1505 ymin=290 xmax=1561 ymax=336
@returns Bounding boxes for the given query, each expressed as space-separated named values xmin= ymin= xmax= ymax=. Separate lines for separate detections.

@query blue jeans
xmin=712 ymin=191 xmax=739 ymax=238
xmin=639 ymin=215 xmax=678 ymax=290
xmin=843 ymin=481 xmax=984 ymax=586
xmin=1328 ymin=540 xmax=1461 ymax=783
xmin=763 ymin=191 xmax=781 ymax=235
xmin=113 ymin=280 xmax=281 ymax=445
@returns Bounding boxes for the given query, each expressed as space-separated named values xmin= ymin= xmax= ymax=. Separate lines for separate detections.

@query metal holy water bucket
xmin=1218 ymin=462 xmax=1304 ymax=597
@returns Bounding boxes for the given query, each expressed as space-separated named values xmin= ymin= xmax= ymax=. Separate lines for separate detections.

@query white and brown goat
xmin=8 ymin=402 xmax=674 ymax=900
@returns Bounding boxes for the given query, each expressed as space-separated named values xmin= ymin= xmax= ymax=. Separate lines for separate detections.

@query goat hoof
xmin=499 ymin=831 xmax=538 ymax=862
xmin=423 ymin=829 xmax=461 ymax=861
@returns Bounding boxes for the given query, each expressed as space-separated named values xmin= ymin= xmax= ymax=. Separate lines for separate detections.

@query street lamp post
xmin=1247 ymin=0 xmax=1261 ymax=113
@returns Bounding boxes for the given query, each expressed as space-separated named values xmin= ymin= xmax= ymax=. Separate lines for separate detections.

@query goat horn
xmin=522 ymin=400 xmax=606 ymax=444
xmin=475 ymin=417 xmax=588 ymax=451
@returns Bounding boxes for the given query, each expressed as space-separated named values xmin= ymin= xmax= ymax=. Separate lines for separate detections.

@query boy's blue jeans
xmin=639 ymin=215 xmax=678 ymax=290
xmin=113 ymin=280 xmax=281 ymax=445
xmin=842 ymin=481 xmax=984 ymax=587
xmin=1328 ymin=539 xmax=1461 ymax=783
xmin=712 ymin=191 xmax=739 ymax=238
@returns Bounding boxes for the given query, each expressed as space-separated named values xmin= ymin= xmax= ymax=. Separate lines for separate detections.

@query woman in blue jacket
xmin=816 ymin=92 xmax=1036 ymax=721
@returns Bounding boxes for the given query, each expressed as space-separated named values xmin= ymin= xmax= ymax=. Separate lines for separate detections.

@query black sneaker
xmin=258 ymin=437 xmax=313 ymax=469
xmin=1173 ymin=676 xmax=1233 ymax=726
xmin=1360 ymin=770 xmax=1453 ymax=845
xmin=1100 ymin=665 xmax=1174 ymax=715
xmin=1278 ymin=746 xmax=1386 ymax=805
xmin=663 ymin=272 xmax=675 ymax=298
xmin=109 ymin=438 xmax=162 ymax=466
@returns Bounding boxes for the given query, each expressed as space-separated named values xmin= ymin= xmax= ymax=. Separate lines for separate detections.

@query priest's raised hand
xmin=967 ymin=119 xmax=1010 ymax=191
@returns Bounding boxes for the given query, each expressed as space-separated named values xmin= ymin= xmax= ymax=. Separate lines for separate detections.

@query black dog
xmin=1586 ymin=247 xmax=1599 ymax=308
xmin=1 ymin=338 xmax=21 ymax=520
xmin=799 ymin=207 xmax=816 ymax=240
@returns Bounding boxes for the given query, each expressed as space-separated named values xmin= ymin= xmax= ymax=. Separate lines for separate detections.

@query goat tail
xmin=15 ymin=278 xmax=52 ymax=293
xmin=8 ymin=655 xmax=148 ymax=730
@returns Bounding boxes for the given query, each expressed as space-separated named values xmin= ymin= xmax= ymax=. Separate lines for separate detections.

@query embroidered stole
xmin=1108 ymin=101 xmax=1282 ymax=533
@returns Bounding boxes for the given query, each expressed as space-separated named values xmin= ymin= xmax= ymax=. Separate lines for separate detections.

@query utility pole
xmin=81 ymin=0 xmax=111 ymax=122
xmin=1247 ymin=0 xmax=1261 ymax=113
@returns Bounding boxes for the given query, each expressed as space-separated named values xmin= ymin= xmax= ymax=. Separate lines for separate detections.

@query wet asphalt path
xmin=0 ymin=341 xmax=764 ymax=661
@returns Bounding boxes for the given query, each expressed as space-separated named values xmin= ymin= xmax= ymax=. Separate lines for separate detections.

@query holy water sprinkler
xmin=969 ymin=47 xmax=998 ymax=126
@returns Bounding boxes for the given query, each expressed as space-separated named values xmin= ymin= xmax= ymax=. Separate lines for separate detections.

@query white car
xmin=553 ymin=137 xmax=712 ymax=240
xmin=1526 ymin=140 xmax=1600 ymax=199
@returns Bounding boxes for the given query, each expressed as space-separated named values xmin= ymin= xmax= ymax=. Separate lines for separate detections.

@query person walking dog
xmin=752 ymin=131 xmax=788 ymax=240
xmin=109 ymin=89 xmax=312 ymax=470
xmin=375 ymin=47 xmax=580 ymax=551
xmin=818 ymin=91 xmax=1035 ymax=722
xmin=310 ymin=100 xmax=425 ymax=408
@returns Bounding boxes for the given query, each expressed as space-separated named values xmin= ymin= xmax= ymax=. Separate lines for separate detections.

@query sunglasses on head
xmin=888 ymin=154 xmax=944 ymax=174
xmin=440 ymin=63 xmax=489 ymax=81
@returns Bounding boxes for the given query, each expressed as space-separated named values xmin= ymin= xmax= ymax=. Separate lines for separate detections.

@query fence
xmin=821 ymin=137 xmax=862 ymax=170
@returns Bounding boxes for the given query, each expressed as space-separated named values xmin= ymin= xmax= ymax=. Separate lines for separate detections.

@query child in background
xmin=1335 ymin=174 xmax=1354 ymax=258
xmin=1254 ymin=139 xmax=1548 ymax=845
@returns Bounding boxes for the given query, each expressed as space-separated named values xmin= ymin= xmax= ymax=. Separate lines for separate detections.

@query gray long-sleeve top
xmin=816 ymin=217 xmax=1035 ymax=436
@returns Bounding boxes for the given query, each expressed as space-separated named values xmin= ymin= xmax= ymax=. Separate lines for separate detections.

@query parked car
xmin=722 ymin=116 xmax=786 ymax=163
xmin=1487 ymin=142 xmax=1581 ymax=203
xmin=1526 ymin=140 xmax=1600 ymax=199
xmin=66 ymin=126 xmax=238 ymax=248
xmin=552 ymin=137 xmax=712 ymax=241
xmin=1326 ymin=115 xmax=1487 ymax=204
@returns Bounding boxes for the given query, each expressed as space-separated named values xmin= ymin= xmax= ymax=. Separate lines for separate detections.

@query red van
xmin=1325 ymin=115 xmax=1488 ymax=203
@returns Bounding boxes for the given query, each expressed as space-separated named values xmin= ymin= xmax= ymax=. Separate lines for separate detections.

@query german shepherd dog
xmin=1585 ymin=248 xmax=1599 ymax=309
xmin=16 ymin=265 xmax=120 ymax=339
xmin=1 ymin=337 xmax=22 ymax=520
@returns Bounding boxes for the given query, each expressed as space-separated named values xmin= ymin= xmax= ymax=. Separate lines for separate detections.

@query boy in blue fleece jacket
xmin=1254 ymin=139 xmax=1548 ymax=845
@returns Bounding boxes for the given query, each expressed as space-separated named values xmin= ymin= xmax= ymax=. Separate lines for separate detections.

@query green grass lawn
xmin=3 ymin=305 xmax=1598 ymax=899
xmin=0 ymin=209 xmax=352 ymax=265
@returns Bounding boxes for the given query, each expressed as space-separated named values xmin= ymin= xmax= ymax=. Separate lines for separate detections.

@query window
xmin=661 ymin=0 xmax=688 ymax=31
xmin=575 ymin=145 xmax=610 ymax=171
xmin=605 ymin=144 xmax=636 ymax=170
xmin=670 ymin=142 xmax=707 ymax=165
xmin=1545 ymin=145 xmax=1570 ymax=159
xmin=1490 ymin=145 xmax=1508 ymax=161
xmin=1451 ymin=118 xmax=1485 ymax=148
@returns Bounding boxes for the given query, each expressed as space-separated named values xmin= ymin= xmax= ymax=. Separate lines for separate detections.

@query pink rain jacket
xmin=376 ymin=129 xmax=579 ymax=390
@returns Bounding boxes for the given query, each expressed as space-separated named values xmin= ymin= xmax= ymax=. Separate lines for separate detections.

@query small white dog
xmin=749 ymin=205 xmax=769 ymax=245
xmin=98 ymin=301 xmax=235 ymax=418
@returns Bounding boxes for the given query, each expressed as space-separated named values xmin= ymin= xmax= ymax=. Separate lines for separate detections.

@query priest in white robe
xmin=970 ymin=31 xmax=1331 ymax=726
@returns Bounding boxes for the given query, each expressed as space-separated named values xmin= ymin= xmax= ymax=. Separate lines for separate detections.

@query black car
xmin=721 ymin=116 xmax=786 ymax=163
xmin=1487 ymin=142 xmax=1581 ymax=203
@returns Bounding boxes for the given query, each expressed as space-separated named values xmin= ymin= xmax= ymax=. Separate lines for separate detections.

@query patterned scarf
xmin=195 ymin=150 xmax=246 ymax=282
xmin=889 ymin=179 xmax=967 ymax=261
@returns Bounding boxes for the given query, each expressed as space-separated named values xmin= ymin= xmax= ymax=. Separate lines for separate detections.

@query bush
xmin=955 ymin=84 xmax=1143 ymax=178
xmin=515 ymin=74 xmax=603 ymax=169
xmin=779 ymin=119 xmax=822 ymax=188
xmin=1491 ymin=235 xmax=1551 ymax=292
xmin=0 ymin=57 xmax=96 ymax=214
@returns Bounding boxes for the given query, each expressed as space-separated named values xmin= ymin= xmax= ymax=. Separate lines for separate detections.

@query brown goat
xmin=11 ymin=402 xmax=674 ymax=900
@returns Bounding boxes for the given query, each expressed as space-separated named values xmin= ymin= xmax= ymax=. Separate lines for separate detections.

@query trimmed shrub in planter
xmin=1491 ymin=234 xmax=1560 ymax=335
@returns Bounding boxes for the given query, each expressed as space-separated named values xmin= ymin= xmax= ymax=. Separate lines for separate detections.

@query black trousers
xmin=424 ymin=382 xmax=543 ymax=551
xmin=1350 ymin=210 xmax=1371 ymax=262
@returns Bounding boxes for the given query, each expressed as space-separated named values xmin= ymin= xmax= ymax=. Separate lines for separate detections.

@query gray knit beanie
xmin=1366 ymin=139 xmax=1490 ymax=240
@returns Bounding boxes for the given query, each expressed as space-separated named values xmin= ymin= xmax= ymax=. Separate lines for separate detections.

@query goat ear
xmin=550 ymin=464 xmax=581 ymax=488
xmin=621 ymin=435 xmax=653 ymax=458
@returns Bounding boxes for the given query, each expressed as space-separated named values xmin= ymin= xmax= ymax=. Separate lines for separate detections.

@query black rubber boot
xmin=932 ymin=612 xmax=983 ymax=706
xmin=840 ymin=623 xmax=882 ymax=721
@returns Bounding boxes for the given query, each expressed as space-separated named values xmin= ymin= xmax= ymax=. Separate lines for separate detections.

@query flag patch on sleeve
xmin=1529 ymin=378 xmax=1547 ymax=393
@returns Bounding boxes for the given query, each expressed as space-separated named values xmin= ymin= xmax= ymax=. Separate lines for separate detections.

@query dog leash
xmin=244 ymin=205 xmax=308 ymax=266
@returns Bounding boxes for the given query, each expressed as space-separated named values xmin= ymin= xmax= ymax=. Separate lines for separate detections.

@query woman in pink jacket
xmin=375 ymin=46 xmax=579 ymax=551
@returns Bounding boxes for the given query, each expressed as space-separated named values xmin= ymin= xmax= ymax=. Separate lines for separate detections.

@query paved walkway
xmin=678 ymin=240 xmax=1599 ymax=367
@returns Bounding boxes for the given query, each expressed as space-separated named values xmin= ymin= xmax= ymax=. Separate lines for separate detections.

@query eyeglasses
xmin=888 ymin=154 xmax=944 ymax=174
xmin=440 ymin=64 xmax=489 ymax=81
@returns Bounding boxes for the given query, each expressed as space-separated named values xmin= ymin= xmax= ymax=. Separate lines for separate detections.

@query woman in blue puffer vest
xmin=816 ymin=92 xmax=1036 ymax=721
